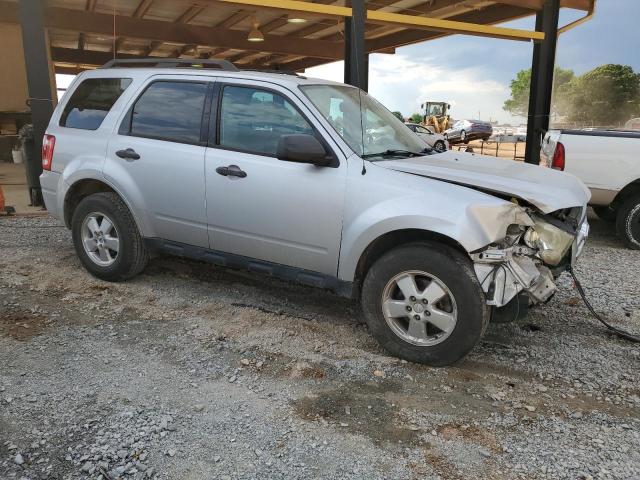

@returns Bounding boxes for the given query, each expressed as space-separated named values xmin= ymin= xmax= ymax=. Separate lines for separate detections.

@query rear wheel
xmin=71 ymin=192 xmax=148 ymax=281
xmin=615 ymin=195 xmax=640 ymax=249
xmin=592 ymin=205 xmax=616 ymax=222
xmin=361 ymin=242 xmax=488 ymax=366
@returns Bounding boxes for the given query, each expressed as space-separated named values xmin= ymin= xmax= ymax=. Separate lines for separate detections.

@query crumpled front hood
xmin=377 ymin=151 xmax=590 ymax=213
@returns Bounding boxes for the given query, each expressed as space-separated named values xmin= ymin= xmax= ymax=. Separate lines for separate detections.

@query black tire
xmin=360 ymin=242 xmax=489 ymax=366
xmin=615 ymin=195 xmax=640 ymax=250
xmin=71 ymin=192 xmax=148 ymax=281
xmin=433 ymin=140 xmax=446 ymax=152
xmin=592 ymin=205 xmax=616 ymax=223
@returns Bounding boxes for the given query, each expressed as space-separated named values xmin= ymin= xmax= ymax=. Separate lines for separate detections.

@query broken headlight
xmin=524 ymin=218 xmax=574 ymax=266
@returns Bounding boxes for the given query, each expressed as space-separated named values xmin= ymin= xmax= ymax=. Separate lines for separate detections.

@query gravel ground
xmin=1 ymin=211 xmax=639 ymax=480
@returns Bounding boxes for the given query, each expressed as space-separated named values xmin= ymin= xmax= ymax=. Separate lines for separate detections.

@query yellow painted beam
xmin=367 ymin=10 xmax=545 ymax=42
xmin=558 ymin=0 xmax=595 ymax=34
xmin=215 ymin=0 xmax=351 ymax=18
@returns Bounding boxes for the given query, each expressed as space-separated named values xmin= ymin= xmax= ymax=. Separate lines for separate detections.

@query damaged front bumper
xmin=472 ymin=211 xmax=589 ymax=308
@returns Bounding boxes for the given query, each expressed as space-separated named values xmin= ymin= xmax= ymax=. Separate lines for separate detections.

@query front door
xmin=105 ymin=77 xmax=211 ymax=247
xmin=204 ymin=80 xmax=347 ymax=276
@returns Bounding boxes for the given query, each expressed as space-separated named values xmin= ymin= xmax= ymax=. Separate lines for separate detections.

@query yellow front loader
xmin=421 ymin=101 xmax=451 ymax=134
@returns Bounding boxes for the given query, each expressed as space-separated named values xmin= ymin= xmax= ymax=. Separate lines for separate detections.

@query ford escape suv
xmin=40 ymin=59 xmax=590 ymax=366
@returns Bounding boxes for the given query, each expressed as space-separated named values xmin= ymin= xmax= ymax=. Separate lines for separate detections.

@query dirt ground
xmin=1 ymin=212 xmax=639 ymax=480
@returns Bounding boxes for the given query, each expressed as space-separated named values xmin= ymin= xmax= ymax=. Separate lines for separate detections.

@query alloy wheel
xmin=81 ymin=212 xmax=120 ymax=267
xmin=381 ymin=270 xmax=458 ymax=346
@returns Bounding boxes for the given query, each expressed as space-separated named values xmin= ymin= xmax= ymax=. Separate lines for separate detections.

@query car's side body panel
xmin=203 ymin=77 xmax=348 ymax=276
xmin=104 ymin=76 xmax=211 ymax=248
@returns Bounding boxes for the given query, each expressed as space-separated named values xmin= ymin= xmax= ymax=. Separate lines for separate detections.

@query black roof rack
xmin=100 ymin=58 xmax=239 ymax=71
xmin=244 ymin=69 xmax=306 ymax=79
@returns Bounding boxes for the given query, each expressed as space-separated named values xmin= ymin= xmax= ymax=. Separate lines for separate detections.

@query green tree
xmin=391 ymin=111 xmax=404 ymax=121
xmin=409 ymin=113 xmax=423 ymax=123
xmin=503 ymin=67 xmax=575 ymax=117
xmin=560 ymin=64 xmax=640 ymax=125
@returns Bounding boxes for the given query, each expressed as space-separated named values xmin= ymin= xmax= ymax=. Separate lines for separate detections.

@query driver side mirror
xmin=276 ymin=134 xmax=332 ymax=166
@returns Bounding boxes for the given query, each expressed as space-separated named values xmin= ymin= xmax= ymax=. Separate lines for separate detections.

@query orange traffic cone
xmin=0 ymin=185 xmax=12 ymax=215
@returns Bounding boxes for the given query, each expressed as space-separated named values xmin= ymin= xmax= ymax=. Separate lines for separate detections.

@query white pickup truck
xmin=541 ymin=129 xmax=640 ymax=249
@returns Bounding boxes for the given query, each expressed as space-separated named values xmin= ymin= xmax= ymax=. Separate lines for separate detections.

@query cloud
xmin=306 ymin=53 xmax=520 ymax=124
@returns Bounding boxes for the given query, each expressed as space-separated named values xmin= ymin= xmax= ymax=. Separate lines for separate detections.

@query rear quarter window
xmin=60 ymin=78 xmax=132 ymax=130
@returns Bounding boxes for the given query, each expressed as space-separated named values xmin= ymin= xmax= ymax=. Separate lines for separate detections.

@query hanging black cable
xmin=567 ymin=266 xmax=640 ymax=343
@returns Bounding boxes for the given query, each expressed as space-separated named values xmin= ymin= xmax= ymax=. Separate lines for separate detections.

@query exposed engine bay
xmin=471 ymin=205 xmax=589 ymax=308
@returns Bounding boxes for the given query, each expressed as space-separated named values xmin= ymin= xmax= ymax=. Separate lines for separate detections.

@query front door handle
xmin=116 ymin=148 xmax=140 ymax=160
xmin=216 ymin=165 xmax=247 ymax=178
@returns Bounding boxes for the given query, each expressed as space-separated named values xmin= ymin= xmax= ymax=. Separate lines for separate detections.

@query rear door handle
xmin=116 ymin=148 xmax=140 ymax=160
xmin=216 ymin=165 xmax=247 ymax=178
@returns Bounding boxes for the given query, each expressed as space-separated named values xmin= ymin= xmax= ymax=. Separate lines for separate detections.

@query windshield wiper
xmin=362 ymin=148 xmax=429 ymax=159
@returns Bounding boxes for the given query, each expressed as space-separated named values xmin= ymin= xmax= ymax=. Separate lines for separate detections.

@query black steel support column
xmin=18 ymin=0 xmax=55 ymax=206
xmin=344 ymin=0 xmax=368 ymax=91
xmin=524 ymin=0 xmax=560 ymax=164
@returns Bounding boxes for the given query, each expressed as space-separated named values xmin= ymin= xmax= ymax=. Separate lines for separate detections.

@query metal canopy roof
xmin=0 ymin=0 xmax=592 ymax=74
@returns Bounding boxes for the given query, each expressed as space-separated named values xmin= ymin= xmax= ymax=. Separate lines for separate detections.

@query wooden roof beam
xmin=133 ymin=0 xmax=154 ymax=18
xmin=497 ymin=0 xmax=591 ymax=10
xmin=175 ymin=5 xmax=207 ymax=24
xmin=284 ymin=0 xmax=399 ymax=40
xmin=53 ymin=47 xmax=148 ymax=66
xmin=217 ymin=10 xmax=252 ymax=29
xmin=0 ymin=2 xmax=345 ymax=59
xmin=143 ymin=40 xmax=163 ymax=56
xmin=175 ymin=44 xmax=198 ymax=57
xmin=199 ymin=47 xmax=225 ymax=59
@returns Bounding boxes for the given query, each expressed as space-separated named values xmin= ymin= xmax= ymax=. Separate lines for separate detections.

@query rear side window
xmin=127 ymin=81 xmax=208 ymax=145
xmin=60 ymin=78 xmax=132 ymax=130
xmin=219 ymin=85 xmax=314 ymax=156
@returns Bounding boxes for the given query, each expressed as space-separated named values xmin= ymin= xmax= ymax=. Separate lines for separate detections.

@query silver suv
xmin=40 ymin=59 xmax=590 ymax=366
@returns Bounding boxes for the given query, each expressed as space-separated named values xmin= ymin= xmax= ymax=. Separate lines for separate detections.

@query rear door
xmin=105 ymin=76 xmax=212 ymax=247
xmin=204 ymin=79 xmax=347 ymax=276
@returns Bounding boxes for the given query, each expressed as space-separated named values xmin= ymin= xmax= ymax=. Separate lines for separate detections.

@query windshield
xmin=300 ymin=84 xmax=431 ymax=159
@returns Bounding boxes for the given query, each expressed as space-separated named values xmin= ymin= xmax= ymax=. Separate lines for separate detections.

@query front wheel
xmin=433 ymin=140 xmax=447 ymax=152
xmin=361 ymin=243 xmax=489 ymax=366
xmin=616 ymin=195 xmax=640 ymax=249
xmin=71 ymin=192 xmax=148 ymax=281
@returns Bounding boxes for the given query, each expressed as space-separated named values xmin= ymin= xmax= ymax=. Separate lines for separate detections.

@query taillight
xmin=551 ymin=141 xmax=565 ymax=171
xmin=42 ymin=134 xmax=56 ymax=171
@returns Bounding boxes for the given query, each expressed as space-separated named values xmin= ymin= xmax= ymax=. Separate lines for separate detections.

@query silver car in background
xmin=40 ymin=60 xmax=589 ymax=366
xmin=445 ymin=119 xmax=493 ymax=144
xmin=404 ymin=122 xmax=449 ymax=152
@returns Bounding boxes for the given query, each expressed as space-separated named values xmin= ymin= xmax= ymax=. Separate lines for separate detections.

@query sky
xmin=305 ymin=0 xmax=640 ymax=125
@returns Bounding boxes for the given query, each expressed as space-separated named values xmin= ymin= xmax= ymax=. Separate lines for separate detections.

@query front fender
xmin=338 ymin=200 xmax=525 ymax=281
xmin=337 ymin=160 xmax=532 ymax=282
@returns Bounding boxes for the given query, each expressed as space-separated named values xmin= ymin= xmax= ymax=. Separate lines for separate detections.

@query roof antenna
xmin=112 ymin=4 xmax=116 ymax=59
xmin=351 ymin=21 xmax=366 ymax=175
